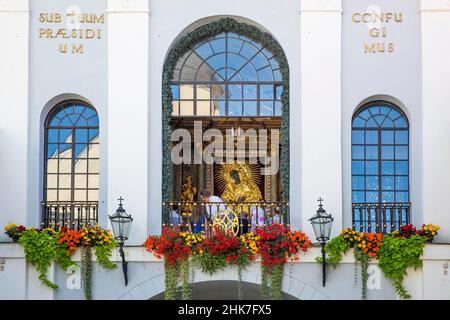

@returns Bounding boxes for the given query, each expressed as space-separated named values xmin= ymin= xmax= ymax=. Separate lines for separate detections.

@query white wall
xmin=421 ymin=0 xmax=450 ymax=242
xmin=107 ymin=0 xmax=150 ymax=244
xmin=0 ymin=0 xmax=29 ymax=235
xmin=300 ymin=0 xmax=343 ymax=238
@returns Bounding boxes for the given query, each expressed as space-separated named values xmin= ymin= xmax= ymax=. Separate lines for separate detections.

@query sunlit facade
xmin=0 ymin=0 xmax=449 ymax=300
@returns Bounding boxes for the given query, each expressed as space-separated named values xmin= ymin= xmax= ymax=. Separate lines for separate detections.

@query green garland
xmin=260 ymin=264 xmax=269 ymax=299
xmin=164 ymin=261 xmax=178 ymax=300
xmin=180 ymin=259 xmax=191 ymax=300
xmin=162 ymin=17 xmax=290 ymax=223
xmin=317 ymin=232 xmax=428 ymax=300
xmin=18 ymin=229 xmax=74 ymax=289
xmin=81 ymin=246 xmax=93 ymax=300
xmin=353 ymin=248 xmax=369 ymax=300
xmin=268 ymin=264 xmax=284 ymax=300
xmin=378 ymin=235 xmax=426 ymax=299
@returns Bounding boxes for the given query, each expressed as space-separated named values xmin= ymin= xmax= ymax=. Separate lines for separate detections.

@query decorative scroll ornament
xmin=212 ymin=209 xmax=239 ymax=236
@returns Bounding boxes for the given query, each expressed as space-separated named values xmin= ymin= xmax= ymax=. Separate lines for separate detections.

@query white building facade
xmin=0 ymin=0 xmax=450 ymax=300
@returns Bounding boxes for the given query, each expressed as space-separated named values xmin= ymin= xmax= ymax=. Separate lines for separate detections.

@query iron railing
xmin=352 ymin=202 xmax=411 ymax=233
xmin=162 ymin=201 xmax=289 ymax=234
xmin=41 ymin=201 xmax=99 ymax=230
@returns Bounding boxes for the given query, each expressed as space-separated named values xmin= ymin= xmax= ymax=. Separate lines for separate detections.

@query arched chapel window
xmin=43 ymin=101 xmax=99 ymax=227
xmin=351 ymin=101 xmax=410 ymax=231
xmin=170 ymin=32 xmax=283 ymax=117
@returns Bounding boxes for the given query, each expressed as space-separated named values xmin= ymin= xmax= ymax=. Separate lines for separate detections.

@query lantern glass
xmin=310 ymin=210 xmax=333 ymax=243
xmin=109 ymin=209 xmax=133 ymax=242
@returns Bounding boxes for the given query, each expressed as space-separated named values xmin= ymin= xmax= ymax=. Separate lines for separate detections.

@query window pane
xmin=352 ymin=191 xmax=364 ymax=203
xmin=59 ymin=129 xmax=72 ymax=143
xmin=275 ymin=85 xmax=283 ymax=100
xmin=381 ymin=176 xmax=394 ymax=190
xmin=274 ymin=101 xmax=282 ymax=116
xmin=75 ymin=159 xmax=87 ymax=173
xmin=229 ymin=85 xmax=242 ymax=99
xmin=89 ymin=129 xmax=99 ymax=142
xmin=171 ymin=85 xmax=179 ymax=100
xmin=46 ymin=159 xmax=58 ymax=173
xmin=46 ymin=174 xmax=57 ymax=189
xmin=58 ymin=190 xmax=71 ymax=201
xmin=243 ymin=85 xmax=257 ymax=99
xmin=59 ymin=144 xmax=72 ymax=158
xmin=395 ymin=161 xmax=408 ymax=175
xmin=75 ymin=129 xmax=88 ymax=143
xmin=47 ymin=129 xmax=58 ymax=143
xmin=74 ymin=190 xmax=87 ymax=201
xmin=46 ymin=190 xmax=57 ymax=201
xmin=212 ymin=100 xmax=225 ymax=116
xmin=172 ymin=101 xmax=179 ymax=116
xmin=395 ymin=176 xmax=408 ymax=190
xmin=88 ymin=159 xmax=99 ymax=174
xmin=395 ymin=131 xmax=408 ymax=144
xmin=243 ymin=101 xmax=257 ymax=116
xmin=88 ymin=174 xmax=99 ymax=189
xmin=381 ymin=130 xmax=394 ymax=144
xmin=366 ymin=176 xmax=379 ymax=190
xmin=59 ymin=174 xmax=72 ymax=188
xmin=88 ymin=190 xmax=99 ymax=201
xmin=196 ymin=85 xmax=210 ymax=100
xmin=197 ymin=101 xmax=211 ymax=116
xmin=352 ymin=131 xmax=364 ymax=144
xmin=352 ymin=176 xmax=364 ymax=190
xmin=211 ymin=85 xmax=226 ymax=100
xmin=352 ymin=146 xmax=364 ymax=160
xmin=74 ymin=175 xmax=87 ymax=188
xmin=396 ymin=192 xmax=409 ymax=202
xmin=396 ymin=146 xmax=408 ymax=160
xmin=260 ymin=101 xmax=273 ymax=116
xmin=88 ymin=144 xmax=99 ymax=158
xmin=179 ymin=101 xmax=194 ymax=115
xmin=366 ymin=146 xmax=378 ymax=160
xmin=381 ymin=161 xmax=394 ymax=175
xmin=366 ymin=192 xmax=378 ymax=202
xmin=59 ymin=159 xmax=72 ymax=173
xmin=75 ymin=144 xmax=87 ymax=159
xmin=260 ymin=85 xmax=274 ymax=99
xmin=365 ymin=131 xmax=378 ymax=144
xmin=366 ymin=161 xmax=378 ymax=174
xmin=381 ymin=192 xmax=394 ymax=202
xmin=47 ymin=144 xmax=58 ymax=158
xmin=381 ymin=146 xmax=394 ymax=160
xmin=180 ymin=85 xmax=194 ymax=99
xmin=352 ymin=161 xmax=364 ymax=174
xmin=228 ymin=101 xmax=242 ymax=116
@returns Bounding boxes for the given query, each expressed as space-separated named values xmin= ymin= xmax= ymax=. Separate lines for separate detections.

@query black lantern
xmin=108 ymin=197 xmax=133 ymax=286
xmin=309 ymin=197 xmax=334 ymax=287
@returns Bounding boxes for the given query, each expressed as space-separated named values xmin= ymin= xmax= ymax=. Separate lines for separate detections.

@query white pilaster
xmin=300 ymin=0 xmax=343 ymax=238
xmin=421 ymin=0 xmax=450 ymax=242
xmin=107 ymin=0 xmax=150 ymax=244
xmin=0 ymin=0 xmax=29 ymax=231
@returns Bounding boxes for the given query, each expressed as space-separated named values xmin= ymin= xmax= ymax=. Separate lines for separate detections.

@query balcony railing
xmin=352 ymin=202 xmax=411 ymax=233
xmin=162 ymin=201 xmax=289 ymax=234
xmin=41 ymin=201 xmax=99 ymax=230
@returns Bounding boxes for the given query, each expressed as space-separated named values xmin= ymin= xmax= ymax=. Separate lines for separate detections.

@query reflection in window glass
xmin=44 ymin=101 xmax=99 ymax=203
xmin=351 ymin=102 xmax=409 ymax=205
xmin=170 ymin=32 xmax=283 ymax=117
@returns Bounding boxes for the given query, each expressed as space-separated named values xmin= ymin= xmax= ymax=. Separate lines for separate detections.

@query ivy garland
xmin=161 ymin=18 xmax=290 ymax=223
xmin=81 ymin=246 xmax=93 ymax=300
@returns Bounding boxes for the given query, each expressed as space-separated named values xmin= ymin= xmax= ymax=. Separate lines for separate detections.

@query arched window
xmin=43 ymin=100 xmax=99 ymax=228
xmin=170 ymin=32 xmax=283 ymax=117
xmin=351 ymin=101 xmax=410 ymax=232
